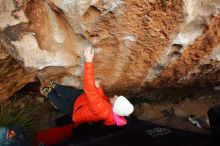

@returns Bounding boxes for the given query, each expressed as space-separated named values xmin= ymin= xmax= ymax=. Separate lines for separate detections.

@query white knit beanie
xmin=113 ymin=96 xmax=134 ymax=116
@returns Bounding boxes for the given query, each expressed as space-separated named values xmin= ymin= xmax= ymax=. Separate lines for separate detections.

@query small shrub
xmin=0 ymin=100 xmax=40 ymax=144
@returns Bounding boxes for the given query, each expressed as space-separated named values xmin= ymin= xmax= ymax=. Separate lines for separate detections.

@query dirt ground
xmin=8 ymin=82 xmax=220 ymax=135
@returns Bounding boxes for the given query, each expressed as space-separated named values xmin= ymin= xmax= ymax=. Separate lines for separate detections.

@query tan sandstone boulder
xmin=0 ymin=0 xmax=220 ymax=100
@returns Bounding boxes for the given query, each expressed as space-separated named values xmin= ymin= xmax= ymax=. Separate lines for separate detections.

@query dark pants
xmin=47 ymin=84 xmax=82 ymax=117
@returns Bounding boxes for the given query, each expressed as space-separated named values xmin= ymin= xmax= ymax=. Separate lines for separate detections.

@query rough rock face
xmin=0 ymin=42 xmax=36 ymax=101
xmin=0 ymin=0 xmax=220 ymax=100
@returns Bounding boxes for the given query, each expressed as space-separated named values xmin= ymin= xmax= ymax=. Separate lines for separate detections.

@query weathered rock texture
xmin=0 ymin=0 xmax=220 ymax=100
xmin=0 ymin=41 xmax=36 ymax=101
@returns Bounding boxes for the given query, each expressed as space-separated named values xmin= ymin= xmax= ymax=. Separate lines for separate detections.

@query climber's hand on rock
xmin=95 ymin=78 xmax=102 ymax=88
xmin=84 ymin=46 xmax=94 ymax=62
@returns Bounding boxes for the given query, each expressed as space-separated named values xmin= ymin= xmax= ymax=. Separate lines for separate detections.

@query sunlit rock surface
xmin=0 ymin=0 xmax=220 ymax=100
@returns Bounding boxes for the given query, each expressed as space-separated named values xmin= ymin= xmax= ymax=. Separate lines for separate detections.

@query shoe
xmin=49 ymin=81 xmax=56 ymax=88
xmin=43 ymin=87 xmax=57 ymax=109
xmin=43 ymin=87 xmax=52 ymax=96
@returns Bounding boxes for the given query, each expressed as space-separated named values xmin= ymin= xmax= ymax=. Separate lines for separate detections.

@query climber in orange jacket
xmin=43 ymin=46 xmax=134 ymax=127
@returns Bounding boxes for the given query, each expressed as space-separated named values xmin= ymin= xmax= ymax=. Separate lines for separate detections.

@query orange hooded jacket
xmin=72 ymin=62 xmax=115 ymax=126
